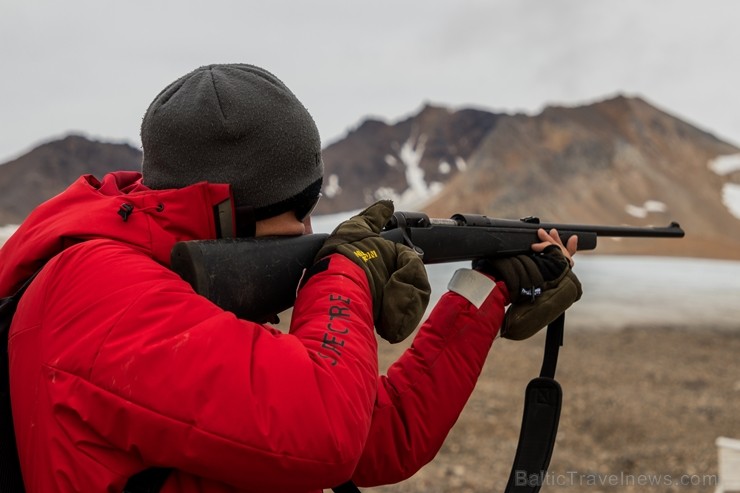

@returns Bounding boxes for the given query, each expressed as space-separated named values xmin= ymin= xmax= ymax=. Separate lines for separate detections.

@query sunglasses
xmin=295 ymin=193 xmax=322 ymax=221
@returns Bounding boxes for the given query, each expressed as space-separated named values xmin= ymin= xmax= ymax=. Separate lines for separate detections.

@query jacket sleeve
xmin=350 ymin=274 xmax=508 ymax=486
xmin=41 ymin=243 xmax=378 ymax=492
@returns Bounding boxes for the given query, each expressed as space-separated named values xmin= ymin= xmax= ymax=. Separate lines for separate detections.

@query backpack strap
xmin=333 ymin=480 xmax=362 ymax=493
xmin=1 ymin=271 xmax=42 ymax=492
xmin=122 ymin=467 xmax=172 ymax=493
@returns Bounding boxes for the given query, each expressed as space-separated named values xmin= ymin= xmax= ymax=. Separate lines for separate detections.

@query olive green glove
xmin=474 ymin=246 xmax=582 ymax=340
xmin=315 ymin=200 xmax=431 ymax=343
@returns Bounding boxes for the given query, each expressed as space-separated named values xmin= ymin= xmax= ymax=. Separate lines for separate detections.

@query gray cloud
xmin=1 ymin=0 xmax=738 ymax=164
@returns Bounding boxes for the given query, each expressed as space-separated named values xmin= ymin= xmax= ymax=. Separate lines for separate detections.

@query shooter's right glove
xmin=315 ymin=200 xmax=431 ymax=344
xmin=474 ymin=246 xmax=582 ymax=340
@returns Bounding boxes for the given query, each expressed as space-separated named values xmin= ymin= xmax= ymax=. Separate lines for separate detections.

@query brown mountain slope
xmin=318 ymin=105 xmax=501 ymax=213
xmin=0 ymin=135 xmax=142 ymax=224
xmin=422 ymin=96 xmax=740 ymax=258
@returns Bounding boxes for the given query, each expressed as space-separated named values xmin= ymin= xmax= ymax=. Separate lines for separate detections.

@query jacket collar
xmin=0 ymin=172 xmax=231 ymax=296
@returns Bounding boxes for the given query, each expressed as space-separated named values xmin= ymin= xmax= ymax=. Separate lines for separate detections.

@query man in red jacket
xmin=0 ymin=64 xmax=579 ymax=492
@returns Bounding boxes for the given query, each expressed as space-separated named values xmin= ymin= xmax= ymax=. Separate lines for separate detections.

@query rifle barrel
xmin=481 ymin=220 xmax=685 ymax=238
xmin=398 ymin=213 xmax=685 ymax=238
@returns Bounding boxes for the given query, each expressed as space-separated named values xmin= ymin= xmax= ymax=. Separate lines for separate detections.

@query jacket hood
xmin=0 ymin=171 xmax=231 ymax=296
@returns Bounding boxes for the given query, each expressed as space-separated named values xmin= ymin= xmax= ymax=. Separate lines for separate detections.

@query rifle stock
xmin=170 ymin=212 xmax=685 ymax=322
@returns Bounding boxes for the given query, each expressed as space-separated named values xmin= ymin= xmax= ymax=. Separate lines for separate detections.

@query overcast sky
xmin=1 ymin=0 xmax=739 ymax=165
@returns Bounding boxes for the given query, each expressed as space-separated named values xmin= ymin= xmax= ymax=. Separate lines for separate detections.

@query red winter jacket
xmin=0 ymin=172 xmax=507 ymax=492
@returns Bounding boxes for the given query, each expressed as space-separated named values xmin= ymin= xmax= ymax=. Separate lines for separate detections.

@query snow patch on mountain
xmin=375 ymin=133 xmax=445 ymax=209
xmin=625 ymin=200 xmax=668 ymax=218
xmin=708 ymin=153 xmax=740 ymax=175
xmin=324 ymin=174 xmax=341 ymax=199
xmin=708 ymin=154 xmax=740 ymax=220
xmin=722 ymin=184 xmax=740 ymax=219
xmin=399 ymin=133 xmax=427 ymax=192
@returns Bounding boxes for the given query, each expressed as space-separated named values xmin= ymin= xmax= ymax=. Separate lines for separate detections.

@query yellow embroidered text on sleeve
xmin=353 ymin=249 xmax=378 ymax=262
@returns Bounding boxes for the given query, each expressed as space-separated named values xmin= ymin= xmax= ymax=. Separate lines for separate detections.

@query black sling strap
xmin=503 ymin=313 xmax=565 ymax=493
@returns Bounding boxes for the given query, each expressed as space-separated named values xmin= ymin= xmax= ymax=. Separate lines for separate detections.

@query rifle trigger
xmin=401 ymin=228 xmax=424 ymax=258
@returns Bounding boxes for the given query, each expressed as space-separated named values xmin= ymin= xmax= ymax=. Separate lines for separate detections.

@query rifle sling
xmin=503 ymin=313 xmax=565 ymax=493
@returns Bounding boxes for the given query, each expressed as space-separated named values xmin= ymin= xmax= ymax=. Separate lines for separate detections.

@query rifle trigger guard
xmin=401 ymin=228 xmax=424 ymax=259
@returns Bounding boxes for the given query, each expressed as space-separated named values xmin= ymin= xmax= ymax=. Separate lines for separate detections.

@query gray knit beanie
xmin=141 ymin=64 xmax=323 ymax=220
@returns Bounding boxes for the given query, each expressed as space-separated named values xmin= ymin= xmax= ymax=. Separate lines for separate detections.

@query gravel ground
xmin=359 ymin=325 xmax=740 ymax=493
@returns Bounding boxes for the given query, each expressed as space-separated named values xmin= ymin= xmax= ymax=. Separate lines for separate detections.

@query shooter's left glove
xmin=315 ymin=200 xmax=431 ymax=343
xmin=474 ymin=246 xmax=582 ymax=340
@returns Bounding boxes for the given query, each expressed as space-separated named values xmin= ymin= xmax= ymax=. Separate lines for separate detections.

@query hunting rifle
xmin=170 ymin=211 xmax=685 ymax=323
